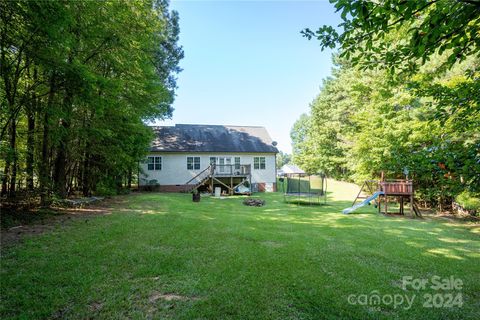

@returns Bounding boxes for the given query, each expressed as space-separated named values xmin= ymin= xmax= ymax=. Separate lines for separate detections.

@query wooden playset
xmin=348 ymin=173 xmax=421 ymax=216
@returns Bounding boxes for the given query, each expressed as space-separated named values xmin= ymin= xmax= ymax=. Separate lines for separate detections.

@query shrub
xmin=95 ymin=179 xmax=117 ymax=197
xmin=143 ymin=179 xmax=160 ymax=192
xmin=455 ymin=191 xmax=480 ymax=215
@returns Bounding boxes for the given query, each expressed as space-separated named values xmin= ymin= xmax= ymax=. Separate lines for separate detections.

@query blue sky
xmin=158 ymin=0 xmax=342 ymax=153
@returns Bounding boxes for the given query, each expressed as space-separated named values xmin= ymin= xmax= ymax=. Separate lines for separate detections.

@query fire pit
xmin=243 ymin=198 xmax=265 ymax=207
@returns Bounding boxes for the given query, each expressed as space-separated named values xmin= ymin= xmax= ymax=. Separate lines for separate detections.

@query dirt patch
xmin=260 ymin=241 xmax=284 ymax=248
xmin=431 ymin=213 xmax=480 ymax=223
xmin=88 ymin=301 xmax=104 ymax=312
xmin=0 ymin=194 xmax=133 ymax=248
xmin=149 ymin=292 xmax=199 ymax=303
xmin=51 ymin=304 xmax=73 ymax=319
xmin=381 ymin=209 xmax=479 ymax=223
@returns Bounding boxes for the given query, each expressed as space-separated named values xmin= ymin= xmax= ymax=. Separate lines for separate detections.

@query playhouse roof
xmin=150 ymin=124 xmax=278 ymax=153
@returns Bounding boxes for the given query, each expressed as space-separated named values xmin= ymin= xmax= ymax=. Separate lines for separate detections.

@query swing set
xmin=348 ymin=172 xmax=421 ymax=216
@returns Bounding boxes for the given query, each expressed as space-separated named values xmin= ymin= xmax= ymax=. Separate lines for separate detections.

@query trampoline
xmin=281 ymin=173 xmax=327 ymax=204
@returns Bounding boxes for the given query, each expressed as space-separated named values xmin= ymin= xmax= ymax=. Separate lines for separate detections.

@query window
xmin=254 ymin=157 xmax=266 ymax=170
xmin=215 ymin=157 xmax=231 ymax=173
xmin=210 ymin=157 xmax=217 ymax=165
xmin=234 ymin=157 xmax=241 ymax=170
xmin=187 ymin=156 xmax=200 ymax=170
xmin=147 ymin=156 xmax=161 ymax=170
xmin=219 ymin=157 xmax=225 ymax=172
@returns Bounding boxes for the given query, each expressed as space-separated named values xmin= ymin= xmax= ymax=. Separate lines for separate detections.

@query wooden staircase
xmin=183 ymin=164 xmax=252 ymax=195
xmin=184 ymin=165 xmax=213 ymax=193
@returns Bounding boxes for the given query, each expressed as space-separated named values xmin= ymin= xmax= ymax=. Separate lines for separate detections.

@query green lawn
xmin=1 ymin=181 xmax=479 ymax=319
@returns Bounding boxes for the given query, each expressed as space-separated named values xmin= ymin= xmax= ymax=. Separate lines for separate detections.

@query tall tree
xmin=0 ymin=0 xmax=183 ymax=203
xmin=276 ymin=151 xmax=291 ymax=169
xmin=303 ymin=0 xmax=480 ymax=72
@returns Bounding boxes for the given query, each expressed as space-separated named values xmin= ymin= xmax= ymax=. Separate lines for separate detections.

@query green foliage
xmin=0 ymin=0 xmax=183 ymax=200
xmin=275 ymin=151 xmax=291 ymax=168
xmin=292 ymin=54 xmax=479 ymax=209
xmin=297 ymin=1 xmax=479 ymax=210
xmin=303 ymin=0 xmax=480 ymax=73
xmin=95 ymin=178 xmax=118 ymax=197
xmin=456 ymin=191 xmax=480 ymax=212
xmin=290 ymin=114 xmax=320 ymax=174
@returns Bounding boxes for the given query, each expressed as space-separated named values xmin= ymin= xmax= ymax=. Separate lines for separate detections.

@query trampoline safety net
xmin=286 ymin=177 xmax=311 ymax=194
xmin=282 ymin=174 xmax=327 ymax=205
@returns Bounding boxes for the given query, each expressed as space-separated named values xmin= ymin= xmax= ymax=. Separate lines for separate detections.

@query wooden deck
xmin=379 ymin=180 xmax=416 ymax=215
xmin=185 ymin=164 xmax=252 ymax=195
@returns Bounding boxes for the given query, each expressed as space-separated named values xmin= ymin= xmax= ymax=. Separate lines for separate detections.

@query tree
xmin=296 ymin=0 xmax=479 ymax=211
xmin=276 ymin=151 xmax=291 ymax=169
xmin=0 ymin=0 xmax=183 ymax=203
xmin=302 ymin=0 xmax=480 ymax=72
xmin=290 ymin=114 xmax=322 ymax=174
xmin=292 ymin=53 xmax=479 ymax=209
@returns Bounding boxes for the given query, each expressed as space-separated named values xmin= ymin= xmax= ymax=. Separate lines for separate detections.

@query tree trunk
xmin=40 ymin=74 xmax=56 ymax=206
xmin=40 ymin=110 xmax=50 ymax=206
xmin=81 ymin=109 xmax=94 ymax=197
xmin=26 ymin=66 xmax=38 ymax=191
xmin=53 ymin=84 xmax=74 ymax=199
xmin=127 ymin=169 xmax=132 ymax=189
xmin=1 ymin=160 xmax=9 ymax=196
xmin=53 ymin=141 xmax=67 ymax=198
xmin=26 ymin=97 xmax=35 ymax=191
xmin=8 ymin=119 xmax=17 ymax=198
xmin=66 ymin=162 xmax=76 ymax=196
xmin=82 ymin=149 xmax=90 ymax=197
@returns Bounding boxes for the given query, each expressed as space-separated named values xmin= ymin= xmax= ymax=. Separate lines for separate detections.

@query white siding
xmin=140 ymin=153 xmax=276 ymax=188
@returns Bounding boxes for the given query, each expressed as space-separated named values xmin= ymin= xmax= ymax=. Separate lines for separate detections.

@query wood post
xmin=385 ymin=190 xmax=388 ymax=215
xmin=378 ymin=194 xmax=381 ymax=214
xmin=352 ymin=181 xmax=366 ymax=206
xmin=400 ymin=196 xmax=404 ymax=215
xmin=410 ymin=194 xmax=414 ymax=216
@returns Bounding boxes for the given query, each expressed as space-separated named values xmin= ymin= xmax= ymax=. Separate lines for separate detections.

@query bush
xmin=455 ymin=191 xmax=480 ymax=215
xmin=143 ymin=179 xmax=160 ymax=192
xmin=95 ymin=179 xmax=117 ymax=197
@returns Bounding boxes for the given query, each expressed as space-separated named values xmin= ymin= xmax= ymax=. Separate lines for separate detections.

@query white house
xmin=139 ymin=124 xmax=278 ymax=193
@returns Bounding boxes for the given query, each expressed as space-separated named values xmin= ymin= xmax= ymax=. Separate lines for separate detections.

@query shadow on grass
xmin=282 ymin=200 xmax=328 ymax=206
xmin=2 ymin=191 xmax=479 ymax=320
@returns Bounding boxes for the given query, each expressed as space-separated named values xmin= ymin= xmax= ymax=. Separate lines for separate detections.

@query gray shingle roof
xmin=150 ymin=124 xmax=278 ymax=153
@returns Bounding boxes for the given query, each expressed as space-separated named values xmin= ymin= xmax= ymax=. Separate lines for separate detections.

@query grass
xmin=1 ymin=180 xmax=479 ymax=319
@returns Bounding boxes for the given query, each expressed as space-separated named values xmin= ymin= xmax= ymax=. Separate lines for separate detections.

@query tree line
xmin=1 ymin=0 xmax=183 ymax=205
xmin=294 ymin=0 xmax=479 ymax=210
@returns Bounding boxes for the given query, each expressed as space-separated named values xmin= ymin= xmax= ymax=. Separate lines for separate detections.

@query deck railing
xmin=185 ymin=165 xmax=213 ymax=186
xmin=211 ymin=164 xmax=251 ymax=176
xmin=380 ymin=180 xmax=413 ymax=194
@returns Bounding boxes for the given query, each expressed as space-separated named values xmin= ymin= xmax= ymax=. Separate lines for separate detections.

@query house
xmin=139 ymin=124 xmax=279 ymax=193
